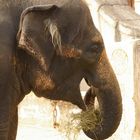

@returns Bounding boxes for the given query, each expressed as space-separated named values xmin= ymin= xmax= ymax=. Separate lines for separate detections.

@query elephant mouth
xmin=50 ymin=80 xmax=122 ymax=140
xmin=35 ymin=80 xmax=86 ymax=110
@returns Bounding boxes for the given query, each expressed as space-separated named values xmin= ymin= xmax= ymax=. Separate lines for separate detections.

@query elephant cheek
xmin=33 ymin=71 xmax=55 ymax=95
xmin=83 ymin=49 xmax=122 ymax=139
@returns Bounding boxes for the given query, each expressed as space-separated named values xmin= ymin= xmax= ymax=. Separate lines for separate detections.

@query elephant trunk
xmin=84 ymin=49 xmax=122 ymax=139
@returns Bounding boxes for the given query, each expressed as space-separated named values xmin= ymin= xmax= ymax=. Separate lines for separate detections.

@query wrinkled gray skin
xmin=0 ymin=0 xmax=122 ymax=139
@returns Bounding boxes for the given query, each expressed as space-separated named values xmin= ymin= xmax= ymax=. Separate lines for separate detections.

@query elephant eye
xmin=86 ymin=44 xmax=99 ymax=53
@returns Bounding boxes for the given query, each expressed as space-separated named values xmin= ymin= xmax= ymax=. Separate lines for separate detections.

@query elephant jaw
xmin=36 ymin=87 xmax=86 ymax=110
xmin=33 ymin=71 xmax=86 ymax=110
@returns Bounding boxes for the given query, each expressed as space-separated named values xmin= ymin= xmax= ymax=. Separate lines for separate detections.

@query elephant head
xmin=16 ymin=0 xmax=122 ymax=139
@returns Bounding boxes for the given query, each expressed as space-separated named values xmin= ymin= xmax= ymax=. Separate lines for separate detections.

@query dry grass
xmin=58 ymin=107 xmax=102 ymax=140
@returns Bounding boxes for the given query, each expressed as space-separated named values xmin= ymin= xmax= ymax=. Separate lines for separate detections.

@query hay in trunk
xmin=59 ymin=107 xmax=102 ymax=140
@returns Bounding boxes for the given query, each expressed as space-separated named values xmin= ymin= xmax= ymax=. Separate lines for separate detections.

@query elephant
xmin=0 ymin=0 xmax=122 ymax=139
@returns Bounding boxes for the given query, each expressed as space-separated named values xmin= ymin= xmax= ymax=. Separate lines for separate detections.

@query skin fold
xmin=0 ymin=0 xmax=122 ymax=139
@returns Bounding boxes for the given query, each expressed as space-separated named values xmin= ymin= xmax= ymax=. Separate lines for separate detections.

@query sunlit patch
xmin=35 ymin=71 xmax=55 ymax=91
xmin=61 ymin=47 xmax=81 ymax=58
xmin=111 ymin=49 xmax=128 ymax=75
xmin=92 ymin=32 xmax=103 ymax=43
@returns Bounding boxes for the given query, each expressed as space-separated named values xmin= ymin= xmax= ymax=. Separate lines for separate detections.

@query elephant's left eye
xmin=86 ymin=44 xmax=100 ymax=53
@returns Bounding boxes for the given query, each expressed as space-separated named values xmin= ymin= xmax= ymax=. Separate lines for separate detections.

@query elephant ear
xmin=17 ymin=5 xmax=60 ymax=71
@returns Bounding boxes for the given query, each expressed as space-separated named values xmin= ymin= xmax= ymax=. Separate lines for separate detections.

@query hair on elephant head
xmin=0 ymin=0 xmax=122 ymax=140
xmin=44 ymin=19 xmax=62 ymax=53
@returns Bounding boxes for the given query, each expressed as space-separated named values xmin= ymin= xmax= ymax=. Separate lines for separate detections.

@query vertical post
xmin=128 ymin=0 xmax=135 ymax=8
xmin=133 ymin=41 xmax=140 ymax=139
